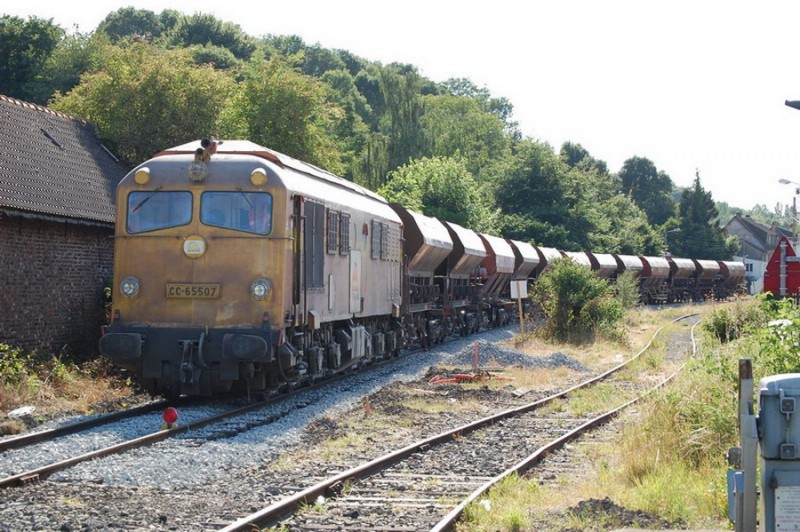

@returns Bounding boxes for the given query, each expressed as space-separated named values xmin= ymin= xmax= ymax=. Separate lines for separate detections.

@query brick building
xmin=0 ymin=95 xmax=126 ymax=356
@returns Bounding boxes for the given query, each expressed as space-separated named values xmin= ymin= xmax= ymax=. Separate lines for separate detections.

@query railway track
xmin=0 ymin=399 xmax=170 ymax=453
xmin=0 ymin=326 xmax=512 ymax=490
xmin=220 ymin=314 xmax=700 ymax=531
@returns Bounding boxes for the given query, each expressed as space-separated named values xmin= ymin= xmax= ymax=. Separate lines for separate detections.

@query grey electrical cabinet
xmin=759 ymin=373 xmax=800 ymax=531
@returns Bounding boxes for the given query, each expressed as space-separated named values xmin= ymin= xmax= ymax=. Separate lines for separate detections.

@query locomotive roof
xmin=157 ymin=140 xmax=388 ymax=204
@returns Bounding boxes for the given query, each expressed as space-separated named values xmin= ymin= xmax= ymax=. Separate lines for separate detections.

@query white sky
xmin=5 ymin=0 xmax=800 ymax=211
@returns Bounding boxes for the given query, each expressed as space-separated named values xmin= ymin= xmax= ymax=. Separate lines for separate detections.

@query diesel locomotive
xmin=99 ymin=139 xmax=745 ymax=397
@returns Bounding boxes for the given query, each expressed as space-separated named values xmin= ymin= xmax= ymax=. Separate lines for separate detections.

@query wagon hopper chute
xmin=639 ymin=256 xmax=671 ymax=304
xmin=692 ymin=259 xmax=720 ymax=301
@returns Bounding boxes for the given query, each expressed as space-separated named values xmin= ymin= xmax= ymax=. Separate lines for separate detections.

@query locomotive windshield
xmin=126 ymin=191 xmax=192 ymax=233
xmin=200 ymin=191 xmax=273 ymax=235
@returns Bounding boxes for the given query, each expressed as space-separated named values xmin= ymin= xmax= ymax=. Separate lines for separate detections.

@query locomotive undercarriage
xmin=103 ymin=301 xmax=515 ymax=399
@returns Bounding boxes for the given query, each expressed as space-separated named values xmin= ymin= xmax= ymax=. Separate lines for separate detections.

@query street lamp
xmin=664 ymin=227 xmax=680 ymax=256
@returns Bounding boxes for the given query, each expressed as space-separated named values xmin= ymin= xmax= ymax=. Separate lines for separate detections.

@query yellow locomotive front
xmin=100 ymin=140 xmax=291 ymax=396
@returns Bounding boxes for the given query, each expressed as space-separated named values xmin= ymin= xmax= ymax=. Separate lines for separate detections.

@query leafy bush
xmin=0 ymin=343 xmax=34 ymax=385
xmin=614 ymin=270 xmax=641 ymax=310
xmin=703 ymin=301 xmax=764 ymax=343
xmin=755 ymin=296 xmax=800 ymax=375
xmin=533 ymin=257 xmax=625 ymax=343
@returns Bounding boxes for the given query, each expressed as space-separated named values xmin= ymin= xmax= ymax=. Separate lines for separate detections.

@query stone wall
xmin=0 ymin=211 xmax=114 ymax=357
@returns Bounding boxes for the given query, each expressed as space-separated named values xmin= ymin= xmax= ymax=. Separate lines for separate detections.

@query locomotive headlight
xmin=134 ymin=167 xmax=151 ymax=185
xmin=250 ymin=168 xmax=268 ymax=186
xmin=120 ymin=276 xmax=141 ymax=298
xmin=250 ymin=278 xmax=272 ymax=301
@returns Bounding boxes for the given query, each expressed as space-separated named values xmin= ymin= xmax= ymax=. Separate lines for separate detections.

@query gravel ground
xmin=0 ymin=318 xmax=695 ymax=531
xmin=0 ymin=327 xmax=538 ymax=530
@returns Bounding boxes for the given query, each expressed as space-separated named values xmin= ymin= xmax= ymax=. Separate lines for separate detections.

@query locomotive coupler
xmin=179 ymin=333 xmax=208 ymax=387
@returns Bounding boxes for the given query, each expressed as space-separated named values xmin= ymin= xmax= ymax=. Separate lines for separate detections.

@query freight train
xmin=99 ymin=139 xmax=745 ymax=397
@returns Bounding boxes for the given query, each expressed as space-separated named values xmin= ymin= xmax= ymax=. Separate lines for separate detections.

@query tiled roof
xmin=726 ymin=213 xmax=769 ymax=240
xmin=0 ymin=95 xmax=127 ymax=224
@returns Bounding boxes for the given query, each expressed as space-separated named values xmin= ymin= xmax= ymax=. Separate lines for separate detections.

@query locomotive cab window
xmin=201 ymin=191 xmax=273 ymax=235
xmin=127 ymin=191 xmax=192 ymax=234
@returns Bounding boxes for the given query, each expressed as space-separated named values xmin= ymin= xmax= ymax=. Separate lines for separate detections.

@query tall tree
xmin=587 ymin=194 xmax=662 ymax=254
xmin=95 ymin=8 xmax=175 ymax=42
xmin=379 ymin=63 xmax=423 ymax=172
xmin=618 ymin=156 xmax=676 ymax=226
xmin=52 ymin=43 xmax=234 ymax=165
xmin=378 ymin=156 xmax=498 ymax=231
xmin=440 ymin=77 xmax=517 ymax=134
xmin=218 ymin=56 xmax=344 ymax=173
xmin=0 ymin=15 xmax=64 ymax=103
xmin=419 ymin=94 xmax=509 ymax=175
xmin=26 ymin=31 xmax=108 ymax=103
xmin=671 ymin=172 xmax=737 ymax=259
xmin=494 ymin=140 xmax=593 ymax=249
xmin=170 ymin=13 xmax=256 ymax=60
xmin=560 ymin=141 xmax=608 ymax=175
xmin=321 ymin=68 xmax=372 ymax=178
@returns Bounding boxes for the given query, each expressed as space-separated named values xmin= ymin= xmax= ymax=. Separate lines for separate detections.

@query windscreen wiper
xmin=131 ymin=186 xmax=163 ymax=212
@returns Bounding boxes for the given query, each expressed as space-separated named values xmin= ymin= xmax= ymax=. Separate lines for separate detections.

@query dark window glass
xmin=201 ymin=191 xmax=273 ymax=235
xmin=127 ymin=191 xmax=192 ymax=234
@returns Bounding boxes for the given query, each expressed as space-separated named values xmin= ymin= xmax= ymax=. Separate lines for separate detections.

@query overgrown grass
xmin=461 ymin=474 xmax=541 ymax=531
xmin=0 ymin=342 xmax=136 ymax=433
xmin=459 ymin=300 xmax=758 ymax=530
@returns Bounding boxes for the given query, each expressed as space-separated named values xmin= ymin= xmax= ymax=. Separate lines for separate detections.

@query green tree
xmin=96 ymin=7 xmax=176 ymax=42
xmin=26 ymin=31 xmax=109 ymax=103
xmin=588 ymin=193 xmax=662 ymax=255
xmin=354 ymin=65 xmax=384 ymax=128
xmin=379 ymin=63 xmax=423 ymax=172
xmin=440 ymin=77 xmax=518 ymax=134
xmin=378 ymin=156 xmax=498 ymax=232
xmin=619 ymin=156 xmax=676 ymax=226
xmin=0 ymin=15 xmax=64 ymax=103
xmin=187 ymin=44 xmax=242 ymax=70
xmin=321 ymin=68 xmax=372 ymax=177
xmin=170 ymin=13 xmax=256 ymax=60
xmin=353 ymin=134 xmax=391 ymax=190
xmin=51 ymin=43 xmax=234 ymax=165
xmin=419 ymin=94 xmax=509 ymax=175
xmin=671 ymin=172 xmax=738 ymax=259
xmin=560 ymin=141 xmax=608 ymax=175
xmin=218 ymin=56 xmax=344 ymax=174
xmin=300 ymin=44 xmax=347 ymax=77
xmin=493 ymin=140 xmax=593 ymax=249
xmin=534 ymin=257 xmax=624 ymax=343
